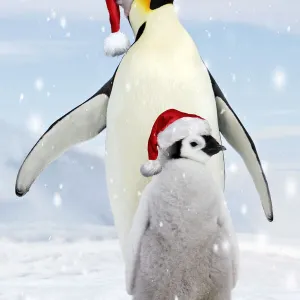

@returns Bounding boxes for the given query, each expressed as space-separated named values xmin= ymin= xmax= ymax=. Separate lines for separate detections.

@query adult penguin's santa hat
xmin=104 ymin=0 xmax=131 ymax=57
xmin=141 ymin=109 xmax=212 ymax=177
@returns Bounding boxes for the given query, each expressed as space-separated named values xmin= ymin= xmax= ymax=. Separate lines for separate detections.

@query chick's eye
xmin=190 ymin=142 xmax=198 ymax=147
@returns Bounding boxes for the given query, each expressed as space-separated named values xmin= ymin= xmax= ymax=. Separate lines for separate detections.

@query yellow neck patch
xmin=130 ymin=0 xmax=151 ymax=35
xmin=134 ymin=0 xmax=151 ymax=11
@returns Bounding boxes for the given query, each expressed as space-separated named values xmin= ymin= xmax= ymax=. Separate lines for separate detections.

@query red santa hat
xmin=140 ymin=109 xmax=211 ymax=177
xmin=104 ymin=0 xmax=131 ymax=57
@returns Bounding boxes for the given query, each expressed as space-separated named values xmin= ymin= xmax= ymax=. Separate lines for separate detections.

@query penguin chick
xmin=125 ymin=112 xmax=239 ymax=300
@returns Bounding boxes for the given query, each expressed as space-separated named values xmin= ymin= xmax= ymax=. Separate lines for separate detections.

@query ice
xmin=0 ymin=230 xmax=299 ymax=299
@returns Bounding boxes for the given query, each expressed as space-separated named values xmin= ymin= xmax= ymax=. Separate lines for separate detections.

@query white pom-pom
xmin=140 ymin=160 xmax=162 ymax=177
xmin=104 ymin=31 xmax=130 ymax=57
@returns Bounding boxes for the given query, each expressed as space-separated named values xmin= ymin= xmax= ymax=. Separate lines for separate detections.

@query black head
xmin=166 ymin=134 xmax=226 ymax=164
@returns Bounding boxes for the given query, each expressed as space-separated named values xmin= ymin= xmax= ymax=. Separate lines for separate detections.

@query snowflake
xmin=53 ymin=192 xmax=62 ymax=207
xmin=287 ymin=26 xmax=291 ymax=33
xmin=205 ymin=30 xmax=211 ymax=38
xmin=19 ymin=93 xmax=24 ymax=103
xmin=101 ymin=26 xmax=106 ymax=33
xmin=60 ymin=17 xmax=67 ymax=29
xmin=26 ymin=114 xmax=44 ymax=135
xmin=159 ymin=222 xmax=163 ymax=227
xmin=231 ymin=73 xmax=236 ymax=82
xmin=50 ymin=9 xmax=57 ymax=19
xmin=222 ymin=240 xmax=230 ymax=252
xmin=261 ymin=161 xmax=268 ymax=174
xmin=228 ymin=163 xmax=238 ymax=173
xmin=59 ymin=184 xmax=63 ymax=190
xmin=285 ymin=177 xmax=297 ymax=199
xmin=213 ymin=244 xmax=219 ymax=253
xmin=34 ymin=78 xmax=44 ymax=91
xmin=240 ymin=204 xmax=248 ymax=215
xmin=272 ymin=67 xmax=286 ymax=90
xmin=65 ymin=32 xmax=71 ymax=38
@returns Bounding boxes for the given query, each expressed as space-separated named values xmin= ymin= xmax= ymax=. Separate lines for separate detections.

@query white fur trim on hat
xmin=158 ymin=117 xmax=211 ymax=149
xmin=140 ymin=160 xmax=162 ymax=177
xmin=104 ymin=31 xmax=130 ymax=57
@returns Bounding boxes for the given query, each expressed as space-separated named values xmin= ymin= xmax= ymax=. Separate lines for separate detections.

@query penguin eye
xmin=190 ymin=142 xmax=198 ymax=147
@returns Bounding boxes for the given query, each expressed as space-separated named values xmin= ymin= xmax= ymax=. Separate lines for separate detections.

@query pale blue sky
xmin=0 ymin=1 xmax=299 ymax=235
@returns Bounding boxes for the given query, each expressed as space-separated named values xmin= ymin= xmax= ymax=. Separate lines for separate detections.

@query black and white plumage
xmin=125 ymin=133 xmax=239 ymax=300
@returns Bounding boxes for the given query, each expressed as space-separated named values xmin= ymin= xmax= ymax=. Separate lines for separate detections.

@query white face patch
xmin=180 ymin=135 xmax=210 ymax=164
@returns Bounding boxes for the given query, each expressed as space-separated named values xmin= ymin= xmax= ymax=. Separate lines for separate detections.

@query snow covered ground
xmin=0 ymin=226 xmax=299 ymax=300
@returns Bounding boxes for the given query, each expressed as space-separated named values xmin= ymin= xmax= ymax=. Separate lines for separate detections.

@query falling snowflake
xmin=34 ymin=78 xmax=44 ymax=91
xmin=222 ymin=240 xmax=230 ymax=252
xmin=53 ymin=192 xmax=62 ymax=207
xmin=228 ymin=163 xmax=238 ymax=173
xmin=213 ymin=244 xmax=219 ymax=253
xmin=205 ymin=30 xmax=211 ymax=38
xmin=46 ymin=91 xmax=51 ymax=97
xmin=26 ymin=114 xmax=44 ymax=135
xmin=287 ymin=26 xmax=291 ymax=33
xmin=101 ymin=26 xmax=106 ymax=33
xmin=60 ymin=17 xmax=67 ymax=29
xmin=19 ymin=93 xmax=24 ymax=103
xmin=272 ymin=67 xmax=286 ymax=90
xmin=50 ymin=9 xmax=57 ymax=19
xmin=285 ymin=177 xmax=297 ymax=199
xmin=159 ymin=222 xmax=163 ymax=227
xmin=261 ymin=161 xmax=269 ymax=174
xmin=231 ymin=73 xmax=236 ymax=82
xmin=59 ymin=184 xmax=63 ymax=190
xmin=65 ymin=32 xmax=71 ymax=38
xmin=240 ymin=204 xmax=248 ymax=215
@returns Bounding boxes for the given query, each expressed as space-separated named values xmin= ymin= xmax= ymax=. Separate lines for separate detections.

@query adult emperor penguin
xmin=15 ymin=0 xmax=273 ymax=258
xmin=125 ymin=109 xmax=238 ymax=300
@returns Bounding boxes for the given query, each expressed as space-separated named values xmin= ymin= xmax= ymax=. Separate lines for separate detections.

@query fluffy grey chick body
xmin=125 ymin=111 xmax=239 ymax=300
xmin=126 ymin=159 xmax=238 ymax=300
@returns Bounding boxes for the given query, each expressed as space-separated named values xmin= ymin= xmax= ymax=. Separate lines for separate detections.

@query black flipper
xmin=209 ymin=72 xmax=273 ymax=222
xmin=15 ymin=77 xmax=114 ymax=197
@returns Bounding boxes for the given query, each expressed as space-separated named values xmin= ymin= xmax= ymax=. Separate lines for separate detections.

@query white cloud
xmin=1 ymin=0 xmax=299 ymax=32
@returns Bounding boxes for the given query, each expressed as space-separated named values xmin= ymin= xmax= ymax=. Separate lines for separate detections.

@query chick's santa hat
xmin=140 ymin=109 xmax=212 ymax=177
xmin=104 ymin=0 xmax=130 ymax=57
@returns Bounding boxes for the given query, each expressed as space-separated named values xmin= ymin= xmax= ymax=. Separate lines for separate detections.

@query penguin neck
xmin=130 ymin=4 xmax=179 ymax=37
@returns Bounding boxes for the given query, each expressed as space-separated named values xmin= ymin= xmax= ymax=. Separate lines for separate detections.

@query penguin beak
xmin=202 ymin=135 xmax=226 ymax=156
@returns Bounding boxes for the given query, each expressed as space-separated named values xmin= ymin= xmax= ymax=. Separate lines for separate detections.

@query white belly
xmin=105 ymin=22 xmax=224 ymax=256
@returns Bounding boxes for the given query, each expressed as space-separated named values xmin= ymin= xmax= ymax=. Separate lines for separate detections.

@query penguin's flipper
xmin=209 ymin=72 xmax=273 ymax=222
xmin=125 ymin=193 xmax=150 ymax=295
xmin=15 ymin=77 xmax=114 ymax=197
